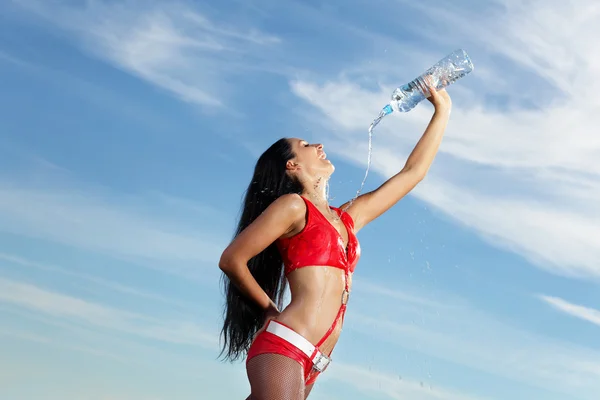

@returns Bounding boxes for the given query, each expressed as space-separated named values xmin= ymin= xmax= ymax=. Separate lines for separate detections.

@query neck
xmin=302 ymin=176 xmax=329 ymax=206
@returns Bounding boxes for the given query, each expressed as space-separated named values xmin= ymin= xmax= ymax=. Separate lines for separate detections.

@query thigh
xmin=247 ymin=353 xmax=306 ymax=400
xmin=303 ymin=383 xmax=315 ymax=399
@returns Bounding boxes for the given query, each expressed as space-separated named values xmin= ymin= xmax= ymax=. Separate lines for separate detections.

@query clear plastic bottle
xmin=382 ymin=49 xmax=474 ymax=114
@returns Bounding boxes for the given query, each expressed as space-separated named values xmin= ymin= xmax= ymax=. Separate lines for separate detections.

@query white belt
xmin=266 ymin=320 xmax=332 ymax=372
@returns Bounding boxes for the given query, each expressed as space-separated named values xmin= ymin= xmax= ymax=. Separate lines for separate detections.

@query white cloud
xmin=353 ymin=280 xmax=451 ymax=310
xmin=0 ymin=276 xmax=489 ymax=400
xmin=289 ymin=0 xmax=600 ymax=279
xmin=0 ymin=49 xmax=34 ymax=68
xmin=10 ymin=0 xmax=281 ymax=108
xmin=3 ymin=2 xmax=599 ymax=398
xmin=9 ymin=0 xmax=600 ymax=282
xmin=325 ymin=362 xmax=488 ymax=400
xmin=0 ymin=326 xmax=134 ymax=364
xmin=0 ymin=277 xmax=217 ymax=348
xmin=0 ymin=177 xmax=226 ymax=274
xmin=0 ymin=253 xmax=197 ymax=311
xmin=345 ymin=284 xmax=600 ymax=400
xmin=539 ymin=295 xmax=600 ymax=327
xmin=0 ymin=327 xmax=52 ymax=344
xmin=0 ymin=312 xmax=245 ymax=400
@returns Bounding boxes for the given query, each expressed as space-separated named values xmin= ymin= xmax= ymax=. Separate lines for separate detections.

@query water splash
xmin=342 ymin=105 xmax=392 ymax=212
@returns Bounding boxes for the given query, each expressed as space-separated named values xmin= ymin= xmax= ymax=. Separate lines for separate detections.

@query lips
xmin=319 ymin=151 xmax=327 ymax=159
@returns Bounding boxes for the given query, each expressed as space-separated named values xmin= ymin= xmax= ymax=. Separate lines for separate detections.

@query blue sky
xmin=1 ymin=0 xmax=599 ymax=399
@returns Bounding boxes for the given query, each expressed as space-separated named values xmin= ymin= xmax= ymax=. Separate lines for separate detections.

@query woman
xmin=219 ymin=82 xmax=452 ymax=399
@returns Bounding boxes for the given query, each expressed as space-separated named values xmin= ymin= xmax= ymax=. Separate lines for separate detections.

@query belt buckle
xmin=312 ymin=352 xmax=331 ymax=372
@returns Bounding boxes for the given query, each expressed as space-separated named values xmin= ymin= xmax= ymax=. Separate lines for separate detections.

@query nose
xmin=315 ymin=143 xmax=323 ymax=150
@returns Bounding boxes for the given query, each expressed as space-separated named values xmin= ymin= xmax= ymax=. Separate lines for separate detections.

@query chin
xmin=326 ymin=162 xmax=335 ymax=174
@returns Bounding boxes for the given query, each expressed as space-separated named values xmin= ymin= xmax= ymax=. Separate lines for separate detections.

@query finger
xmin=423 ymin=76 xmax=434 ymax=96
xmin=426 ymin=82 xmax=437 ymax=98
xmin=425 ymin=77 xmax=438 ymax=97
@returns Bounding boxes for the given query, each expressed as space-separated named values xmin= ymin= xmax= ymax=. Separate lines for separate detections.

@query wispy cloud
xmin=353 ymin=280 xmax=451 ymax=310
xmin=0 ymin=49 xmax=34 ymax=68
xmin=539 ymin=295 xmax=600 ymax=327
xmin=0 ymin=309 xmax=241 ymax=399
xmin=0 ymin=175 xmax=227 ymax=274
xmin=0 ymin=327 xmax=52 ymax=344
xmin=4 ymin=1 xmax=600 ymax=399
xmin=0 ymin=277 xmax=217 ymax=348
xmin=0 ymin=326 xmax=135 ymax=365
xmin=325 ymin=362 xmax=488 ymax=400
xmin=289 ymin=0 xmax=600 ymax=280
xmin=345 ymin=284 xmax=600 ymax=399
xmin=10 ymin=0 xmax=282 ymax=108
xmin=0 ymin=253 xmax=197 ymax=311
xmin=0 ymin=275 xmax=488 ymax=400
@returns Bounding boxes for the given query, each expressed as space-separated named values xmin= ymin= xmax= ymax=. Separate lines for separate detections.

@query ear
xmin=286 ymin=160 xmax=299 ymax=171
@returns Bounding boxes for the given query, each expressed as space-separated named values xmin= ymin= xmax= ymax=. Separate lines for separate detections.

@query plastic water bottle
xmin=349 ymin=50 xmax=474 ymax=211
xmin=381 ymin=49 xmax=474 ymax=115
xmin=351 ymin=50 xmax=474 ymax=209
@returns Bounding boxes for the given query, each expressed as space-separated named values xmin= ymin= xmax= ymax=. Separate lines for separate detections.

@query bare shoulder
xmin=272 ymin=193 xmax=305 ymax=211
xmin=261 ymin=193 xmax=305 ymax=224
xmin=268 ymin=193 xmax=307 ymax=235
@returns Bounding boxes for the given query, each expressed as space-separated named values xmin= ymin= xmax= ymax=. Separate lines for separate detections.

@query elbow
xmin=218 ymin=250 xmax=233 ymax=273
xmin=414 ymin=170 xmax=427 ymax=183
xmin=402 ymin=165 xmax=428 ymax=183
xmin=218 ymin=249 xmax=241 ymax=275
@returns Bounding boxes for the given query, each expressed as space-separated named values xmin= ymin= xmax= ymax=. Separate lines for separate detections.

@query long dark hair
xmin=219 ymin=138 xmax=303 ymax=361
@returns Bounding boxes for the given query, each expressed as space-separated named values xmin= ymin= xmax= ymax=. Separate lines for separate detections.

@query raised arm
xmin=341 ymin=83 xmax=452 ymax=232
xmin=219 ymin=193 xmax=305 ymax=312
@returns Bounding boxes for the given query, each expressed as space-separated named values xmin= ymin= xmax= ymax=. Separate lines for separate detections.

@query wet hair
xmin=219 ymin=138 xmax=303 ymax=362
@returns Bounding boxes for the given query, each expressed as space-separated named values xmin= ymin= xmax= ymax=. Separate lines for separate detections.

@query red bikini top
xmin=276 ymin=196 xmax=361 ymax=276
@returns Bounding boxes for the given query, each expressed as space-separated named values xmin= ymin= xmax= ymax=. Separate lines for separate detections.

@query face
xmin=286 ymin=138 xmax=334 ymax=180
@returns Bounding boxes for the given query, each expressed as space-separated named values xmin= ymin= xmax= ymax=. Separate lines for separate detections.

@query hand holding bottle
xmin=383 ymin=49 xmax=472 ymax=114
xmin=424 ymin=78 xmax=452 ymax=113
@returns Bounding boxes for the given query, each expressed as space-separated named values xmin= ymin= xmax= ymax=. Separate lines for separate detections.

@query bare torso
xmin=274 ymin=264 xmax=353 ymax=356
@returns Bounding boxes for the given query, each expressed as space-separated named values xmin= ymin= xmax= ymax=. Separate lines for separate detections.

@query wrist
xmin=264 ymin=298 xmax=279 ymax=313
xmin=433 ymin=106 xmax=451 ymax=116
